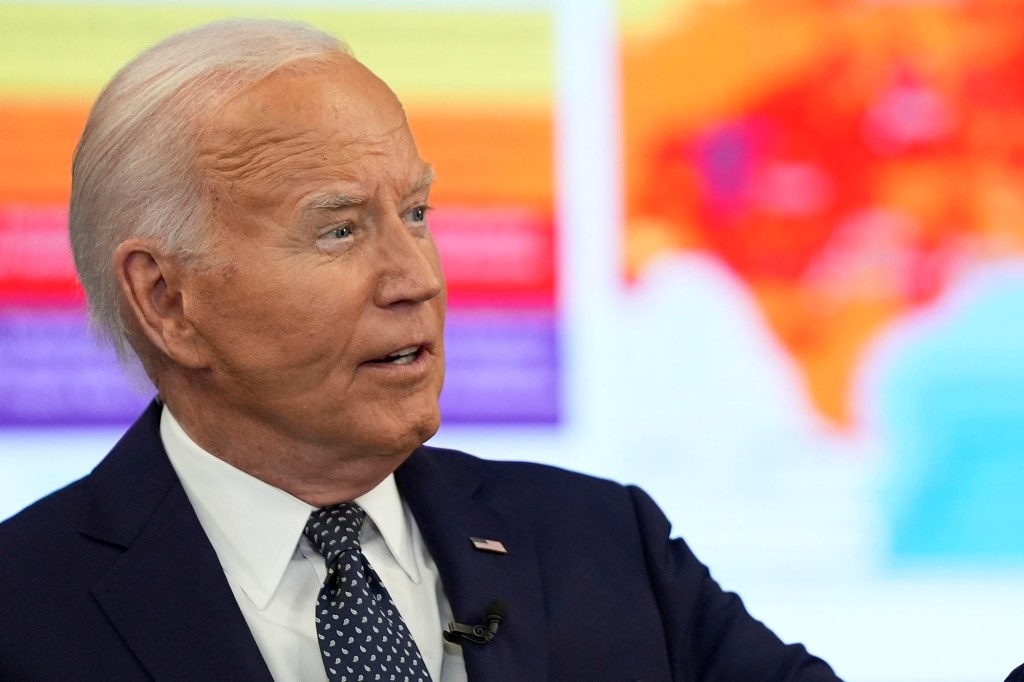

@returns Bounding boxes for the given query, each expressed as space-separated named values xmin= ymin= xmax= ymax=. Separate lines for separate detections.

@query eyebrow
xmin=303 ymin=166 xmax=436 ymax=213
xmin=410 ymin=166 xmax=436 ymax=194
xmin=305 ymin=193 xmax=364 ymax=211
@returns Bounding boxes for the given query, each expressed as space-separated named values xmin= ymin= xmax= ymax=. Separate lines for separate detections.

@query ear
xmin=113 ymin=238 xmax=207 ymax=369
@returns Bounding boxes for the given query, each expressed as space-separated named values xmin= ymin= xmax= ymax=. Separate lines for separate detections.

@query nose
xmin=372 ymin=217 xmax=445 ymax=309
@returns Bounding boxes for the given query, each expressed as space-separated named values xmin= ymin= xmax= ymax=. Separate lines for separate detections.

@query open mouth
xmin=369 ymin=346 xmax=421 ymax=366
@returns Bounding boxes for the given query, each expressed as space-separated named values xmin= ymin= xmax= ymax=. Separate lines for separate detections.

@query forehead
xmin=198 ymin=56 xmax=426 ymax=202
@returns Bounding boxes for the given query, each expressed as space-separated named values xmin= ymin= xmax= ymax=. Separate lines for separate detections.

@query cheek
xmin=192 ymin=267 xmax=331 ymax=363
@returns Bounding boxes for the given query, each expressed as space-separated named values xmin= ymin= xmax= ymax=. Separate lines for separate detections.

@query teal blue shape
xmin=879 ymin=268 xmax=1024 ymax=562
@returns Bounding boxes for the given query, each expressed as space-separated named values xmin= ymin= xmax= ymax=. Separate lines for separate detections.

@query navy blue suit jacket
xmin=0 ymin=402 xmax=841 ymax=681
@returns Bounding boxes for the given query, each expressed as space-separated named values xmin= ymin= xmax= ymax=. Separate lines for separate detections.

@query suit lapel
xmin=79 ymin=402 xmax=273 ymax=682
xmin=78 ymin=404 xmax=545 ymax=681
xmin=396 ymin=447 xmax=549 ymax=682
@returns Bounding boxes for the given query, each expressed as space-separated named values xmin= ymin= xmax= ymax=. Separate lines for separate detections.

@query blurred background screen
xmin=3 ymin=1 xmax=1024 ymax=679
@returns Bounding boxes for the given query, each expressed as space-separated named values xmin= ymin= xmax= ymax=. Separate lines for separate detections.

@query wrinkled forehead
xmin=196 ymin=55 xmax=421 ymax=203
xmin=212 ymin=54 xmax=398 ymax=131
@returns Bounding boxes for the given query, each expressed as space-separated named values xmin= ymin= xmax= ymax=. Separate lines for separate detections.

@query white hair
xmin=69 ymin=18 xmax=350 ymax=368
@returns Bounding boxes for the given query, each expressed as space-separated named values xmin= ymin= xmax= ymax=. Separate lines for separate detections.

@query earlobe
xmin=114 ymin=239 xmax=206 ymax=368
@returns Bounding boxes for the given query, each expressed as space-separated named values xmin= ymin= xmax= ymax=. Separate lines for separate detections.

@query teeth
xmin=381 ymin=347 xmax=419 ymax=364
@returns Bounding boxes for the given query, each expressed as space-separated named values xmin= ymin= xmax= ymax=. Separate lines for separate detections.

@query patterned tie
xmin=304 ymin=503 xmax=432 ymax=682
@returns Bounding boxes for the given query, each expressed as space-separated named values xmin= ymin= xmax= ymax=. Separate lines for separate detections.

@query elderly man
xmin=0 ymin=19 xmax=841 ymax=682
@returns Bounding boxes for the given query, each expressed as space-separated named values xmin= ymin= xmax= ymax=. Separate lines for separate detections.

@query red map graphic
xmin=623 ymin=0 xmax=1024 ymax=425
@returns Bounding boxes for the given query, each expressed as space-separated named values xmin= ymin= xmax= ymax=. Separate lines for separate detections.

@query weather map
xmin=620 ymin=0 xmax=1024 ymax=561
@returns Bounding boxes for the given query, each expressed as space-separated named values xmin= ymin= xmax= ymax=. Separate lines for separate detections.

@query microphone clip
xmin=443 ymin=598 xmax=507 ymax=645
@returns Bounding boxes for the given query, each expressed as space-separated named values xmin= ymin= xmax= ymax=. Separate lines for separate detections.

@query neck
xmin=158 ymin=383 xmax=411 ymax=507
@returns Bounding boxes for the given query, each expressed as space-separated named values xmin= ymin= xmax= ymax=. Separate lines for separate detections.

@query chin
xmin=359 ymin=403 xmax=442 ymax=460
xmin=414 ymin=409 xmax=442 ymax=444
xmin=403 ymin=406 xmax=442 ymax=451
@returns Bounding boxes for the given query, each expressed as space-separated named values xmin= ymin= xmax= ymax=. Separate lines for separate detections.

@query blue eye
xmin=409 ymin=206 xmax=429 ymax=222
xmin=326 ymin=225 xmax=352 ymax=239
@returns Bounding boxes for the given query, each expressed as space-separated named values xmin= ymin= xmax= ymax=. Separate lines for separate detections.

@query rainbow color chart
xmin=0 ymin=5 xmax=558 ymax=426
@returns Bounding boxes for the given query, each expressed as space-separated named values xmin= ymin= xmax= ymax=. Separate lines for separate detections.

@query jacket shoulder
xmin=415 ymin=444 xmax=639 ymax=509
xmin=418 ymin=444 xmax=629 ymax=489
xmin=0 ymin=475 xmax=91 ymax=558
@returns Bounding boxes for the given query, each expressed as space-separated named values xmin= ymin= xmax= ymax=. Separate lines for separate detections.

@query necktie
xmin=304 ymin=503 xmax=432 ymax=682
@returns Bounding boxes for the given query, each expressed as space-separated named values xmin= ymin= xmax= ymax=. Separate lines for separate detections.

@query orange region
xmin=0 ymin=102 xmax=552 ymax=212
xmin=0 ymin=102 xmax=89 ymax=203
xmin=621 ymin=0 xmax=835 ymax=216
xmin=803 ymin=299 xmax=903 ymax=428
xmin=751 ymin=280 xmax=901 ymax=426
xmin=872 ymin=159 xmax=974 ymax=241
xmin=624 ymin=215 xmax=706 ymax=280
xmin=406 ymin=108 xmax=552 ymax=210
xmin=975 ymin=164 xmax=1024 ymax=255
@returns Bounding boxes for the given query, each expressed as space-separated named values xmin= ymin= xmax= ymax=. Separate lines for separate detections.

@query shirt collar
xmin=159 ymin=405 xmax=420 ymax=609
xmin=354 ymin=469 xmax=422 ymax=586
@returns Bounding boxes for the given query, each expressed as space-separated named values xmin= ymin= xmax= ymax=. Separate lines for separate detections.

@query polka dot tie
xmin=304 ymin=503 xmax=432 ymax=682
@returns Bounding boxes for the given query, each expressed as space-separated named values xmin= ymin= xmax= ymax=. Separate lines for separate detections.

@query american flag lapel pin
xmin=470 ymin=536 xmax=508 ymax=555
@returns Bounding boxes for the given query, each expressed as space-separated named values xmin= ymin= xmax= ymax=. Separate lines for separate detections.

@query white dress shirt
xmin=160 ymin=406 xmax=467 ymax=682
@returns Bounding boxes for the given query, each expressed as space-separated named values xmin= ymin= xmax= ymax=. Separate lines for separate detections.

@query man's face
xmin=183 ymin=56 xmax=446 ymax=460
